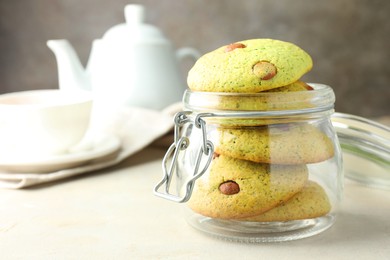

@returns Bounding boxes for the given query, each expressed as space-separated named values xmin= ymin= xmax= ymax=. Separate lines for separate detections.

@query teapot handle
xmin=175 ymin=47 xmax=201 ymax=63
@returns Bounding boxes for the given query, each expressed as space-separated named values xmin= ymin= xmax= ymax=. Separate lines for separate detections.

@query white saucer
xmin=0 ymin=135 xmax=121 ymax=173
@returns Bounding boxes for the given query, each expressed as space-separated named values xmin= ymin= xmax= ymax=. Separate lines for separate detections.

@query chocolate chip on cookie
xmin=305 ymin=84 xmax=314 ymax=90
xmin=253 ymin=61 xmax=277 ymax=80
xmin=219 ymin=181 xmax=240 ymax=195
xmin=225 ymin=43 xmax=247 ymax=52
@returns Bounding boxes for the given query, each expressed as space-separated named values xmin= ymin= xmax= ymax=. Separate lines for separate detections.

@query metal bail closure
xmin=154 ymin=112 xmax=214 ymax=203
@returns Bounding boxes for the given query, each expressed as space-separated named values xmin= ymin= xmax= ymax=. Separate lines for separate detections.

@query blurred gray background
xmin=0 ymin=0 xmax=389 ymax=118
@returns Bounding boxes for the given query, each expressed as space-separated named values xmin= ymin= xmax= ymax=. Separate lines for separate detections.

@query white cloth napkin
xmin=0 ymin=103 xmax=182 ymax=189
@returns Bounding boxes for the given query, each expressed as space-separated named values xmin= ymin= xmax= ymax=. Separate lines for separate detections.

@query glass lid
xmin=331 ymin=112 xmax=390 ymax=190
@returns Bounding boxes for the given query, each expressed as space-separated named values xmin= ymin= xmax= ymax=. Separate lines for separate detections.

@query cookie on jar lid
xmin=187 ymin=39 xmax=313 ymax=93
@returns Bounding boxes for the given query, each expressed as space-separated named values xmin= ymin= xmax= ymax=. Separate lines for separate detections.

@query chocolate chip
xmin=219 ymin=181 xmax=240 ymax=195
xmin=225 ymin=43 xmax=246 ymax=52
xmin=305 ymin=84 xmax=314 ymax=90
xmin=252 ymin=61 xmax=277 ymax=80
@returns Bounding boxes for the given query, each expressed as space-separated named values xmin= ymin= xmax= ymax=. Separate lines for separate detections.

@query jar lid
xmin=331 ymin=113 xmax=390 ymax=190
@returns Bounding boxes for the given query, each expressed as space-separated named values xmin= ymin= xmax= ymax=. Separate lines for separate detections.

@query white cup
xmin=0 ymin=89 xmax=93 ymax=159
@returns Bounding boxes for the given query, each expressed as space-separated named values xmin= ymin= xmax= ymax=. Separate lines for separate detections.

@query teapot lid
xmin=101 ymin=4 xmax=167 ymax=44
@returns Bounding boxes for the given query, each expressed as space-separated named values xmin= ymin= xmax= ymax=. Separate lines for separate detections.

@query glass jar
xmin=155 ymin=83 xmax=343 ymax=242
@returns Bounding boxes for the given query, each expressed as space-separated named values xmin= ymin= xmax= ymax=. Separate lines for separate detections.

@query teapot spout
xmin=47 ymin=39 xmax=91 ymax=91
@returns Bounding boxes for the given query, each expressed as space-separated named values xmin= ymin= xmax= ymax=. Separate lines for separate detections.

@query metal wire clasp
xmin=154 ymin=111 xmax=214 ymax=203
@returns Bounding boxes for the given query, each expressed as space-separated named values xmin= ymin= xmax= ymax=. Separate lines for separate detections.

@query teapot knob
xmin=125 ymin=4 xmax=144 ymax=26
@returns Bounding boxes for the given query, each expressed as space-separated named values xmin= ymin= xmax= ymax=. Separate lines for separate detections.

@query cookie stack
xmin=186 ymin=39 xmax=334 ymax=221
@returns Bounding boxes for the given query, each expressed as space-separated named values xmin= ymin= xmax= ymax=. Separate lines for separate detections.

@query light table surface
xmin=0 ymin=146 xmax=389 ymax=259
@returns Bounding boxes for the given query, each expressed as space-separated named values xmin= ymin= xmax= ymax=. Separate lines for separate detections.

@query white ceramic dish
xmin=0 ymin=89 xmax=93 ymax=157
xmin=0 ymin=135 xmax=121 ymax=173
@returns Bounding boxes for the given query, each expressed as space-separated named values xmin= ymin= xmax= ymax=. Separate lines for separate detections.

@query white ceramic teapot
xmin=47 ymin=4 xmax=200 ymax=110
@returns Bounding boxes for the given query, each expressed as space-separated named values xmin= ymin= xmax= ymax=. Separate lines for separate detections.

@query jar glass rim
xmin=183 ymin=83 xmax=335 ymax=112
